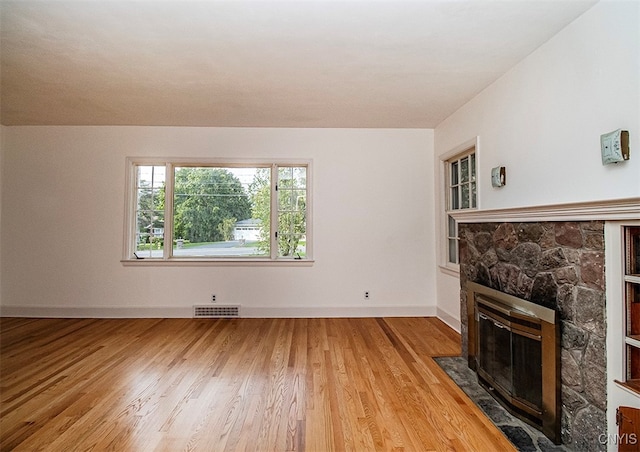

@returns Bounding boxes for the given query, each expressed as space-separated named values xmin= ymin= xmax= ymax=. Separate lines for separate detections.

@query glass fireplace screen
xmin=478 ymin=310 xmax=542 ymax=413
xmin=476 ymin=297 xmax=544 ymax=422
xmin=467 ymin=282 xmax=560 ymax=443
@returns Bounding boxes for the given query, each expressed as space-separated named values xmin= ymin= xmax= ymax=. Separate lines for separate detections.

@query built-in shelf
xmin=622 ymin=226 xmax=640 ymax=395
xmin=628 ymin=336 xmax=640 ymax=344
xmin=625 ymin=275 xmax=640 ymax=284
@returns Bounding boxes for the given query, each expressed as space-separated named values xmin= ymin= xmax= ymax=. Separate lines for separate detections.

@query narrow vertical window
xmin=447 ymin=215 xmax=458 ymax=264
xmin=135 ymin=165 xmax=165 ymax=258
xmin=445 ymin=149 xmax=476 ymax=265
xmin=277 ymin=166 xmax=307 ymax=258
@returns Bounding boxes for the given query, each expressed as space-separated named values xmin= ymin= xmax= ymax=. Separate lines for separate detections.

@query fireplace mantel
xmin=450 ymin=197 xmax=640 ymax=223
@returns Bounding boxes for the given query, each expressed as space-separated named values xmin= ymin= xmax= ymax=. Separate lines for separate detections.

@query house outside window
xmin=233 ymin=219 xmax=262 ymax=242
xmin=124 ymin=159 xmax=311 ymax=263
xmin=445 ymin=148 xmax=476 ymax=265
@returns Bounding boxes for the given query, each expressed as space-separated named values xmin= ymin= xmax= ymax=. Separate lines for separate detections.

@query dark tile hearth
xmin=434 ymin=356 xmax=568 ymax=452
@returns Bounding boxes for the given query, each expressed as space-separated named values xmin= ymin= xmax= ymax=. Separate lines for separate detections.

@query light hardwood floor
xmin=0 ymin=317 xmax=515 ymax=451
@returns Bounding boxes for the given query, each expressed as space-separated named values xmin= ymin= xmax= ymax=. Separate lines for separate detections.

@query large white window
xmin=123 ymin=159 xmax=311 ymax=263
xmin=445 ymin=148 xmax=476 ymax=265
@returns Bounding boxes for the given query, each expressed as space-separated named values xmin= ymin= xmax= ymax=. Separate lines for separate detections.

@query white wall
xmin=0 ymin=126 xmax=436 ymax=318
xmin=434 ymin=1 xmax=640 ymax=327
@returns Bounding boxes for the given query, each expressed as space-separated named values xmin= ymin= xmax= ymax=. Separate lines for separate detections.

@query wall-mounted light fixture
xmin=601 ymin=129 xmax=630 ymax=164
xmin=491 ymin=166 xmax=506 ymax=187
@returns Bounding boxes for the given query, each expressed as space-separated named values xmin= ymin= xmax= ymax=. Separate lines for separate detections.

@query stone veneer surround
xmin=459 ymin=221 xmax=606 ymax=451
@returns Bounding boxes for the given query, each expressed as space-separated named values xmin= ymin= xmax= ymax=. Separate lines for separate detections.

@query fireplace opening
xmin=467 ymin=282 xmax=560 ymax=443
xmin=478 ymin=298 xmax=544 ymax=424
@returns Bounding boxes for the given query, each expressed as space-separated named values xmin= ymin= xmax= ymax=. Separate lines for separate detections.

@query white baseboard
xmin=436 ymin=307 xmax=461 ymax=333
xmin=0 ymin=305 xmax=191 ymax=318
xmin=242 ymin=305 xmax=437 ymax=318
xmin=0 ymin=304 xmax=437 ymax=319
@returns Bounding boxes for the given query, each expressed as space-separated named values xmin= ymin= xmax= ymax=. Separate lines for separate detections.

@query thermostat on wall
xmin=491 ymin=166 xmax=506 ymax=187
xmin=601 ymin=129 xmax=630 ymax=165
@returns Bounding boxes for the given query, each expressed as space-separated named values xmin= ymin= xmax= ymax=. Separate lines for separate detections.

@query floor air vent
xmin=193 ymin=305 xmax=240 ymax=318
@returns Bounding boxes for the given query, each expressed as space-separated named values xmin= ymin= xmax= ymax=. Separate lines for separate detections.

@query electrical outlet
xmin=364 ymin=291 xmax=369 ymax=300
xmin=211 ymin=294 xmax=217 ymax=303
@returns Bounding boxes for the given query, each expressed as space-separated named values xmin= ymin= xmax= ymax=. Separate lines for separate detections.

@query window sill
xmin=439 ymin=264 xmax=460 ymax=278
xmin=121 ymin=258 xmax=314 ymax=267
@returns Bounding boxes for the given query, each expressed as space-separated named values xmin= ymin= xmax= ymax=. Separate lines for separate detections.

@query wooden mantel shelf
xmin=451 ymin=197 xmax=640 ymax=223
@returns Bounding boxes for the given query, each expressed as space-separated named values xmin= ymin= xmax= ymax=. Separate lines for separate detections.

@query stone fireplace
xmin=459 ymin=221 xmax=606 ymax=449
xmin=467 ymin=281 xmax=560 ymax=442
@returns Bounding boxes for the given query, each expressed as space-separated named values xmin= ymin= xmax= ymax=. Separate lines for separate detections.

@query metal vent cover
xmin=193 ymin=305 xmax=240 ymax=318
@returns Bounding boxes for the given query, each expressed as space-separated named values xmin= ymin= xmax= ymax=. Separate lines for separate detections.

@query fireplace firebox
xmin=467 ymin=282 xmax=561 ymax=443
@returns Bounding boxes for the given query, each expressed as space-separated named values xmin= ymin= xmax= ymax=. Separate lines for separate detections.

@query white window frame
xmin=122 ymin=157 xmax=313 ymax=266
xmin=438 ymin=137 xmax=479 ymax=274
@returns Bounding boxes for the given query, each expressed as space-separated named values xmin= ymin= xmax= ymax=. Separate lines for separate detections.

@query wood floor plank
xmin=1 ymin=317 xmax=515 ymax=451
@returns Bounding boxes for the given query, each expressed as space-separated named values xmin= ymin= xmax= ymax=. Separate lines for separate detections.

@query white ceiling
xmin=0 ymin=0 xmax=597 ymax=128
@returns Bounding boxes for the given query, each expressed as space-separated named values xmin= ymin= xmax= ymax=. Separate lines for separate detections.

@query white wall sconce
xmin=601 ymin=129 xmax=630 ymax=164
xmin=491 ymin=166 xmax=506 ymax=187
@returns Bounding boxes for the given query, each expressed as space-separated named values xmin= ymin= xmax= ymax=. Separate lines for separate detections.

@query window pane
xmin=451 ymin=187 xmax=459 ymax=210
xmin=448 ymin=238 xmax=457 ymax=264
xmin=278 ymin=210 xmax=305 ymax=257
xmin=135 ymin=166 xmax=165 ymax=258
xmin=137 ymin=165 xmax=165 ymax=189
xmin=135 ymin=209 xmax=164 ymax=255
xmin=471 ymin=182 xmax=477 ymax=208
xmin=292 ymin=167 xmax=307 ymax=188
xmin=279 ymin=234 xmax=306 ymax=258
xmin=450 ymin=161 xmax=459 ymax=185
xmin=278 ymin=166 xmax=293 ymax=183
xmin=470 ymin=153 xmax=476 ymax=181
xmin=460 ymin=157 xmax=469 ymax=183
xmin=172 ymin=167 xmax=268 ymax=257
xmin=278 ymin=188 xmax=306 ymax=213
xmin=151 ymin=189 xmax=164 ymax=210
xmin=278 ymin=212 xmax=306 ymax=235
xmin=279 ymin=188 xmax=294 ymax=211
xmin=135 ymin=211 xmax=164 ymax=258
xmin=277 ymin=166 xmax=307 ymax=258
xmin=461 ymin=184 xmax=470 ymax=209
xmin=448 ymin=215 xmax=456 ymax=238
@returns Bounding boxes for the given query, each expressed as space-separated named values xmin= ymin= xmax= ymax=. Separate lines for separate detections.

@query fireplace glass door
xmin=477 ymin=304 xmax=543 ymax=416
xmin=469 ymin=284 xmax=559 ymax=442
xmin=478 ymin=312 xmax=512 ymax=395
xmin=512 ymin=330 xmax=542 ymax=410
